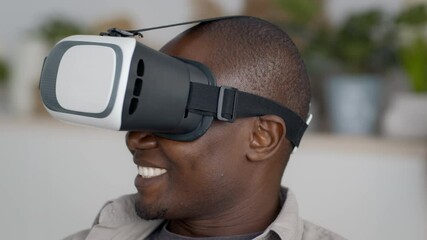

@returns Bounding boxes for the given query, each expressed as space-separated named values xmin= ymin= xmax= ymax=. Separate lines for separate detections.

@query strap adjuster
xmin=217 ymin=86 xmax=238 ymax=122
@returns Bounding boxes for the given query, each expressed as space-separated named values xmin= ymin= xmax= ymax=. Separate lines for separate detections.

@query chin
xmin=134 ymin=201 xmax=169 ymax=220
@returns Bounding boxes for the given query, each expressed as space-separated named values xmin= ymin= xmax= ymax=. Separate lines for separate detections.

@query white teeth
xmin=138 ymin=166 xmax=167 ymax=178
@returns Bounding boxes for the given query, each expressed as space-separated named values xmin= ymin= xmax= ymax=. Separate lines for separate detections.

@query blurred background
xmin=0 ymin=0 xmax=426 ymax=239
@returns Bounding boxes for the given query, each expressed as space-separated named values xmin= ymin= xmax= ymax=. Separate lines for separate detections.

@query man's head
xmin=161 ymin=16 xmax=311 ymax=120
xmin=126 ymin=16 xmax=310 ymax=225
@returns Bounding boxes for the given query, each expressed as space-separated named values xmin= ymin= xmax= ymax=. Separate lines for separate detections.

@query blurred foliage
xmin=244 ymin=0 xmax=328 ymax=55
xmin=274 ymin=0 xmax=326 ymax=50
xmin=396 ymin=4 xmax=427 ymax=26
xmin=330 ymin=10 xmax=397 ymax=73
xmin=276 ymin=0 xmax=322 ymax=26
xmin=0 ymin=58 xmax=9 ymax=84
xmin=395 ymin=4 xmax=427 ymax=93
xmin=248 ymin=0 xmax=427 ymax=94
xmin=38 ymin=18 xmax=85 ymax=46
xmin=399 ymin=37 xmax=427 ymax=92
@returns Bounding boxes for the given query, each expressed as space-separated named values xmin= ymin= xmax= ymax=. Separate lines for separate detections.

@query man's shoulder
xmin=62 ymin=194 xmax=163 ymax=240
xmin=301 ymin=220 xmax=347 ymax=240
xmin=62 ymin=229 xmax=91 ymax=240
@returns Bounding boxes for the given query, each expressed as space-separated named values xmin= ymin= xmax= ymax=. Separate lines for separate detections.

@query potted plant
xmin=395 ymin=4 xmax=427 ymax=93
xmin=382 ymin=4 xmax=427 ymax=138
xmin=0 ymin=58 xmax=9 ymax=85
xmin=323 ymin=9 xmax=397 ymax=135
xmin=0 ymin=57 xmax=10 ymax=112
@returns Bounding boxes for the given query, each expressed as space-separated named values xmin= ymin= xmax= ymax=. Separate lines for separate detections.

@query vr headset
xmin=39 ymin=17 xmax=311 ymax=148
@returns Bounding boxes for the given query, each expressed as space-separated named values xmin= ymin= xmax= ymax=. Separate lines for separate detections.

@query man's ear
xmin=247 ymin=115 xmax=286 ymax=162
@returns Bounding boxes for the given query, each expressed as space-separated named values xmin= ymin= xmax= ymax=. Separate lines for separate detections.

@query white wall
xmin=283 ymin=136 xmax=427 ymax=240
xmin=0 ymin=118 xmax=426 ymax=240
xmin=325 ymin=0 xmax=403 ymax=24
xmin=0 ymin=118 xmax=134 ymax=239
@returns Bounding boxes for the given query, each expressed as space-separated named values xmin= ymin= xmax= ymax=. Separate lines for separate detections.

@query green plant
xmin=276 ymin=0 xmax=322 ymax=26
xmin=0 ymin=58 xmax=9 ymax=85
xmin=399 ymin=37 xmax=427 ymax=92
xmin=331 ymin=9 xmax=396 ymax=74
xmin=396 ymin=4 xmax=427 ymax=25
xmin=274 ymin=0 xmax=326 ymax=49
xmin=39 ymin=18 xmax=84 ymax=46
xmin=395 ymin=4 xmax=427 ymax=92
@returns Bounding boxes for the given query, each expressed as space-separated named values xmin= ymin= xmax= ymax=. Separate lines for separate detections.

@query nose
xmin=126 ymin=131 xmax=158 ymax=153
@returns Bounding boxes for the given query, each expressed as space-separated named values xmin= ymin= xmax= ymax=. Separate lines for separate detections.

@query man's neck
xmin=167 ymin=188 xmax=281 ymax=237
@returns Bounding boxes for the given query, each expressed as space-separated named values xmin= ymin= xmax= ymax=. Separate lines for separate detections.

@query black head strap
xmin=187 ymin=82 xmax=308 ymax=147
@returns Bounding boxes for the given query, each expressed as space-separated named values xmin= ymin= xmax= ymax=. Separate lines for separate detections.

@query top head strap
xmin=100 ymin=16 xmax=248 ymax=38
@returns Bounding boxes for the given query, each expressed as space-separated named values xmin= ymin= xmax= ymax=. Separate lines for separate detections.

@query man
xmin=65 ymin=16 xmax=346 ymax=240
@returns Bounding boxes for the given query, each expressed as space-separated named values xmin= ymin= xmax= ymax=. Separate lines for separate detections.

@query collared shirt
xmin=147 ymin=223 xmax=263 ymax=240
xmin=63 ymin=187 xmax=347 ymax=240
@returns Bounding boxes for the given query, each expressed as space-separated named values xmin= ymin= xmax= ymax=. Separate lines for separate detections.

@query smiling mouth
xmin=138 ymin=166 xmax=167 ymax=179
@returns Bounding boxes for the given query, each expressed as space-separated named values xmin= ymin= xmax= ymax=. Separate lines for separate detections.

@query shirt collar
xmin=254 ymin=187 xmax=304 ymax=240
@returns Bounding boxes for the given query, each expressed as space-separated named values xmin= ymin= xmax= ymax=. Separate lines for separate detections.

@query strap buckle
xmin=100 ymin=28 xmax=143 ymax=38
xmin=217 ymin=86 xmax=238 ymax=122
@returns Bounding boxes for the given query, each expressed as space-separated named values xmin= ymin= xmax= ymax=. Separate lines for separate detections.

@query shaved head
xmin=161 ymin=16 xmax=311 ymax=120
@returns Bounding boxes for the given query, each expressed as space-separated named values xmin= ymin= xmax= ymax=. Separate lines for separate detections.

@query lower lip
xmin=134 ymin=173 xmax=166 ymax=190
